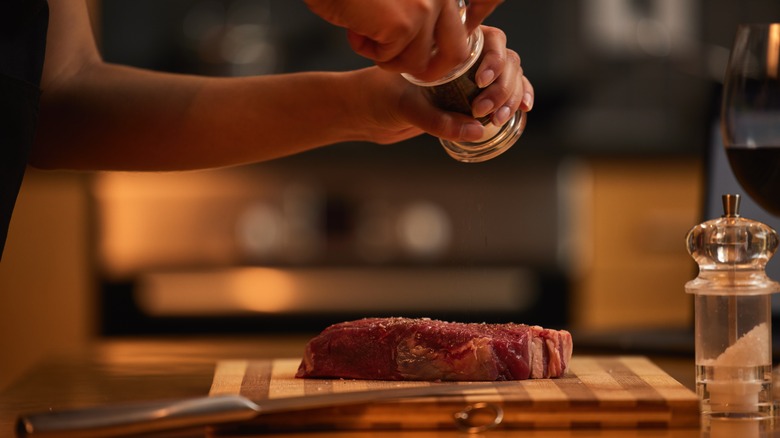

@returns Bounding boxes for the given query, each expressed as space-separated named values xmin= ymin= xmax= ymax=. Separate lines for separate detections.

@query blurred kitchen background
xmin=2 ymin=0 xmax=779 ymax=389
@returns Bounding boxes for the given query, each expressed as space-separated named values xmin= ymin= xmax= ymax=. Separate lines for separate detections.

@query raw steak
xmin=296 ymin=317 xmax=573 ymax=381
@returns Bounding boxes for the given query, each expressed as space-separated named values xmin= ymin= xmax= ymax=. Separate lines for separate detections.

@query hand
xmin=471 ymin=25 xmax=534 ymax=128
xmin=304 ymin=0 xmax=504 ymax=82
xmin=349 ymin=25 xmax=533 ymax=145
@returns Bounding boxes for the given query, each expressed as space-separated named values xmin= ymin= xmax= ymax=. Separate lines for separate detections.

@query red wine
xmin=726 ymin=147 xmax=780 ymax=216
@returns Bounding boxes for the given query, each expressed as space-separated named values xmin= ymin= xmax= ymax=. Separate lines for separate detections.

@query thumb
xmin=403 ymin=96 xmax=484 ymax=141
xmin=464 ymin=1 xmax=503 ymax=33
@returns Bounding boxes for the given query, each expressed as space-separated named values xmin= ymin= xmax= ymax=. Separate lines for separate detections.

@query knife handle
xmin=16 ymin=395 xmax=259 ymax=438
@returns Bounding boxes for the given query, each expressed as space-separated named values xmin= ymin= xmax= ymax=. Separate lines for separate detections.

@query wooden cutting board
xmin=208 ymin=356 xmax=699 ymax=433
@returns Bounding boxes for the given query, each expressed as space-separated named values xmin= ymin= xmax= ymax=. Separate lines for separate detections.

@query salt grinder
xmin=685 ymin=194 xmax=779 ymax=418
xmin=402 ymin=1 xmax=526 ymax=163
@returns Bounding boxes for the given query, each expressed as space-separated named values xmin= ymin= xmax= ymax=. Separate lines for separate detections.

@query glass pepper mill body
xmin=402 ymin=6 xmax=526 ymax=163
xmin=685 ymin=194 xmax=780 ymax=418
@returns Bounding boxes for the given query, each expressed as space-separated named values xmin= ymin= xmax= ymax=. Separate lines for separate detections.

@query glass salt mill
xmin=685 ymin=194 xmax=779 ymax=418
xmin=402 ymin=1 xmax=526 ymax=163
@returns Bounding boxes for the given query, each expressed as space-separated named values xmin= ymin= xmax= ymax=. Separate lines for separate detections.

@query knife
xmin=17 ymin=382 xmax=497 ymax=438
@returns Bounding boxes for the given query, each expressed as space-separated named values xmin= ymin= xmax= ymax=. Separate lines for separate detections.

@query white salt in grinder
xmin=685 ymin=194 xmax=779 ymax=418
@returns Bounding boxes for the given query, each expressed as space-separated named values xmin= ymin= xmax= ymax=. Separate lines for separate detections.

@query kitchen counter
xmin=0 ymin=336 xmax=752 ymax=437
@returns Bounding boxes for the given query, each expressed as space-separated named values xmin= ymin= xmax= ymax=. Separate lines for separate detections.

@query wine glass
xmin=721 ymin=23 xmax=780 ymax=216
xmin=716 ymin=24 xmax=780 ymax=420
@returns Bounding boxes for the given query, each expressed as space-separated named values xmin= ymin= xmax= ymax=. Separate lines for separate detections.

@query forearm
xmin=31 ymin=0 xmax=525 ymax=171
xmin=31 ymin=62 xmax=365 ymax=171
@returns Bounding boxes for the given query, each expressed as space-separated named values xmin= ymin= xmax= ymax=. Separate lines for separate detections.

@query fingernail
xmin=462 ymin=122 xmax=484 ymax=140
xmin=477 ymin=69 xmax=495 ymax=88
xmin=493 ymin=106 xmax=512 ymax=126
xmin=522 ymin=92 xmax=534 ymax=110
xmin=473 ymin=99 xmax=494 ymax=118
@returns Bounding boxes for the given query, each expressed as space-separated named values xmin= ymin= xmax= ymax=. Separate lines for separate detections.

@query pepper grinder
xmin=402 ymin=0 xmax=526 ymax=163
xmin=685 ymin=194 xmax=780 ymax=418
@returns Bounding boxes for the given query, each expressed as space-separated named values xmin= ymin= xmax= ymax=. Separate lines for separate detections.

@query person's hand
xmin=471 ymin=25 xmax=533 ymax=129
xmin=346 ymin=25 xmax=533 ymax=145
xmin=304 ymin=0 xmax=504 ymax=82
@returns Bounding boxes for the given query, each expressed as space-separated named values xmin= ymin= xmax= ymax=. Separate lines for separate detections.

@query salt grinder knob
xmin=722 ymin=193 xmax=740 ymax=218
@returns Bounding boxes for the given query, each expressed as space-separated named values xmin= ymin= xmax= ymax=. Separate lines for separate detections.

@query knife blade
xmin=17 ymin=381 xmax=497 ymax=438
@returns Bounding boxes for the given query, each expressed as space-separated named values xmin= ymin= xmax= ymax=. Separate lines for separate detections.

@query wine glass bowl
xmin=721 ymin=23 xmax=780 ymax=215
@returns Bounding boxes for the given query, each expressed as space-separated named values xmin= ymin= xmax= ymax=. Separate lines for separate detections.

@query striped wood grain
xmin=208 ymin=356 xmax=700 ymax=432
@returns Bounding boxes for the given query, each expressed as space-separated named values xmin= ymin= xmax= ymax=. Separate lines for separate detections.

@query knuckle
xmin=507 ymin=50 xmax=521 ymax=66
xmin=484 ymin=25 xmax=506 ymax=42
xmin=493 ymin=81 xmax=512 ymax=98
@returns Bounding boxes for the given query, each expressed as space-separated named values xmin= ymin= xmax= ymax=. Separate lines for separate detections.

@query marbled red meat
xmin=295 ymin=317 xmax=573 ymax=381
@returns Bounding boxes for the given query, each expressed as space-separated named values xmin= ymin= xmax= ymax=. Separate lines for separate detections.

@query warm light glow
xmin=397 ymin=201 xmax=452 ymax=258
xmin=769 ymin=24 xmax=780 ymax=79
xmin=137 ymin=267 xmax=533 ymax=317
xmin=92 ymin=169 xmax=281 ymax=278
xmin=228 ymin=268 xmax=299 ymax=313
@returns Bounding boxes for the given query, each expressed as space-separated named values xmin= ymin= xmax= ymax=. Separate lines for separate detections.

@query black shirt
xmin=0 ymin=0 xmax=49 ymax=260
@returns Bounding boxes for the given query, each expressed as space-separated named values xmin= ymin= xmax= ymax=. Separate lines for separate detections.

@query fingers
xmin=310 ymin=0 xmax=503 ymax=81
xmin=416 ymin=0 xmax=470 ymax=81
xmin=414 ymin=111 xmax=486 ymax=142
xmin=474 ymin=25 xmax=507 ymax=88
xmin=396 ymin=24 xmax=533 ymax=143
xmin=348 ymin=23 xmax=419 ymax=65
xmin=397 ymin=82 xmax=485 ymax=142
xmin=520 ymin=75 xmax=534 ymax=112
xmin=464 ymin=0 xmax=504 ymax=33
xmin=377 ymin=1 xmax=469 ymax=80
xmin=470 ymin=26 xmax=533 ymax=127
xmin=375 ymin=15 xmax=439 ymax=75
